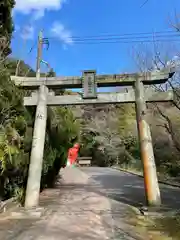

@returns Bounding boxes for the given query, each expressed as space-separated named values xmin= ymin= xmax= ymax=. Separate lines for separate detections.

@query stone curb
xmin=112 ymin=166 xmax=180 ymax=188
xmin=9 ymin=207 xmax=49 ymax=219
xmin=0 ymin=197 xmax=19 ymax=214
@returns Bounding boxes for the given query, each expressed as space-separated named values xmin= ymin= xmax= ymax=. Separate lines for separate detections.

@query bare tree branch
xmin=154 ymin=102 xmax=180 ymax=152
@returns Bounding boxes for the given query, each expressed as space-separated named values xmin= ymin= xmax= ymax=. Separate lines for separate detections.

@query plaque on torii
xmin=82 ymin=70 xmax=97 ymax=99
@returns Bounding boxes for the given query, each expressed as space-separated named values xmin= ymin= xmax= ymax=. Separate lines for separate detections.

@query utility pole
xmin=134 ymin=78 xmax=161 ymax=207
xmin=25 ymin=31 xmax=48 ymax=208
xmin=36 ymin=31 xmax=43 ymax=80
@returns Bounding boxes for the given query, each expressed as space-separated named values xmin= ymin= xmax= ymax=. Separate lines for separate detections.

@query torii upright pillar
xmin=25 ymin=31 xmax=48 ymax=208
xmin=25 ymin=85 xmax=48 ymax=208
xmin=135 ymin=77 xmax=161 ymax=206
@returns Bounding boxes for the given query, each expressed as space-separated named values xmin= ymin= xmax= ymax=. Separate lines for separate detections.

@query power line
xmin=28 ymin=41 xmax=37 ymax=53
xmin=66 ymin=38 xmax=180 ymax=45
xmin=44 ymin=30 xmax=180 ymax=45
xmin=45 ymin=30 xmax=177 ymax=41
xmin=140 ymin=0 xmax=149 ymax=8
xmin=46 ymin=34 xmax=180 ymax=42
xmin=45 ymin=37 xmax=180 ymax=45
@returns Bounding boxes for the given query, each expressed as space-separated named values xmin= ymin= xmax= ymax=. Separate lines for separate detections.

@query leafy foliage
xmin=0 ymin=59 xmax=80 ymax=203
xmin=79 ymin=105 xmax=123 ymax=166
xmin=0 ymin=0 xmax=15 ymax=57
xmin=79 ymin=99 xmax=180 ymax=180
xmin=41 ymin=107 xmax=80 ymax=188
xmin=0 ymin=68 xmax=28 ymax=200
xmin=0 ymin=0 xmax=80 ymax=203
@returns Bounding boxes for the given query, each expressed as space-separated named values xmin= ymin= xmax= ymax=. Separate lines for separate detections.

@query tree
xmin=47 ymin=68 xmax=56 ymax=77
xmin=0 ymin=0 xmax=15 ymax=57
xmin=0 ymin=56 xmax=81 ymax=202
xmin=79 ymin=105 xmax=123 ymax=166
xmin=131 ymin=39 xmax=180 ymax=177
xmin=41 ymin=106 xmax=80 ymax=187
xmin=5 ymin=57 xmax=36 ymax=77
xmin=0 ymin=0 xmax=81 ymax=203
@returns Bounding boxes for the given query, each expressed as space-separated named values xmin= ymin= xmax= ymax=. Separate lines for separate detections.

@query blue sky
xmin=11 ymin=0 xmax=180 ymax=76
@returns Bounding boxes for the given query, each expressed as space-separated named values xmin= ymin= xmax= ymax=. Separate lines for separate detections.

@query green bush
xmin=0 ymin=69 xmax=80 ymax=203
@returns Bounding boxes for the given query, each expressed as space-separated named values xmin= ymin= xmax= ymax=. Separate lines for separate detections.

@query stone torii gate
xmin=11 ymin=27 xmax=175 ymax=209
xmin=11 ymin=67 xmax=175 ymax=209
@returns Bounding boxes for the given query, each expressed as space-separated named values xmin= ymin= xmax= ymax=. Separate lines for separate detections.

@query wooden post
xmin=134 ymin=77 xmax=161 ymax=206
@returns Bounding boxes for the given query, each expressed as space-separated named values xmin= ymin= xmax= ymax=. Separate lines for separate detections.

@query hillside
xmin=74 ymin=100 xmax=180 ymax=177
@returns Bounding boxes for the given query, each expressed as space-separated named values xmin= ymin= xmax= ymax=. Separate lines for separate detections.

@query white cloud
xmin=14 ymin=0 xmax=66 ymax=19
xmin=51 ymin=22 xmax=73 ymax=45
xmin=32 ymin=9 xmax=45 ymax=20
xmin=20 ymin=25 xmax=34 ymax=40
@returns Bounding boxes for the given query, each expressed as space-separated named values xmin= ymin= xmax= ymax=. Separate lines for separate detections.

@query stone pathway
xmin=0 ymin=167 xmax=138 ymax=240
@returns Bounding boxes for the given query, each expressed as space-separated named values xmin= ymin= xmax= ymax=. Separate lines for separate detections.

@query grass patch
xmin=126 ymin=208 xmax=180 ymax=240
xmin=120 ymin=164 xmax=143 ymax=175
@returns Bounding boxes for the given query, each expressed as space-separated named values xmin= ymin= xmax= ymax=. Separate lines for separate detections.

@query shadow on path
xmin=81 ymin=167 xmax=180 ymax=210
